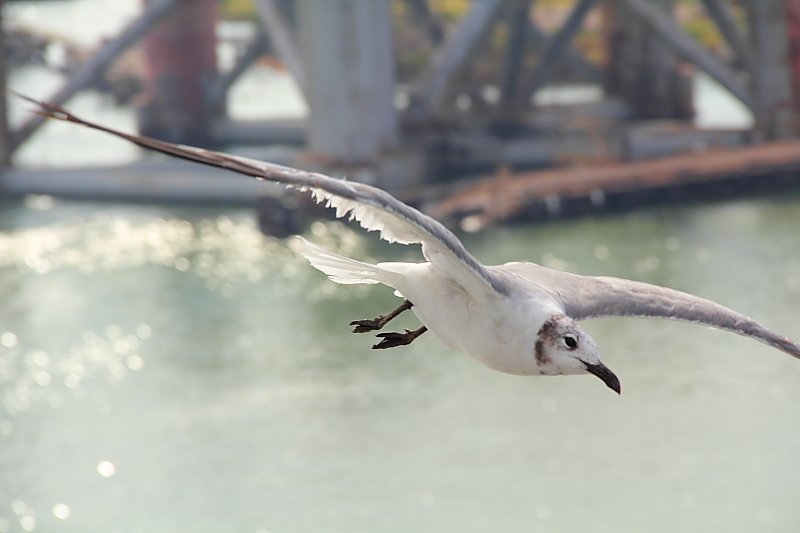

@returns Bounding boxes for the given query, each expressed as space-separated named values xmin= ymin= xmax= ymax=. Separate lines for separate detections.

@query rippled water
xmin=0 ymin=193 xmax=799 ymax=533
xmin=1 ymin=1 xmax=793 ymax=531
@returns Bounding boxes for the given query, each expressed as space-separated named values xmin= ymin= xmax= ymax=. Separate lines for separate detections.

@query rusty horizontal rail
xmin=427 ymin=141 xmax=800 ymax=225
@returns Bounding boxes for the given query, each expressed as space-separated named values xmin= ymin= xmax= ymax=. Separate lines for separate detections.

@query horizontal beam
xmin=0 ymin=160 xmax=286 ymax=204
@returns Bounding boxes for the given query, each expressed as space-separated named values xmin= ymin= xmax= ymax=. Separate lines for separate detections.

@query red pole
xmin=139 ymin=0 xmax=219 ymax=143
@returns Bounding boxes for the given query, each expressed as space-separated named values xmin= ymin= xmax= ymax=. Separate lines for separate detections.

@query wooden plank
xmin=427 ymin=140 xmax=800 ymax=223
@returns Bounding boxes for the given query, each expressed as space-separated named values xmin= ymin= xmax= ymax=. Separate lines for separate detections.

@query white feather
xmin=296 ymin=237 xmax=384 ymax=285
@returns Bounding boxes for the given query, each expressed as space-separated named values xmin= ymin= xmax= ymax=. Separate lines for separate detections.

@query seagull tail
xmin=295 ymin=237 xmax=391 ymax=286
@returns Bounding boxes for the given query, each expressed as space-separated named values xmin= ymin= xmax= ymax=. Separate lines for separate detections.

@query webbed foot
xmin=350 ymin=318 xmax=384 ymax=333
xmin=350 ymin=300 xmax=413 ymax=333
xmin=372 ymin=326 xmax=428 ymax=349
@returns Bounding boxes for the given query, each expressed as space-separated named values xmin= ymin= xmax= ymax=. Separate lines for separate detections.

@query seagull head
xmin=535 ymin=313 xmax=620 ymax=394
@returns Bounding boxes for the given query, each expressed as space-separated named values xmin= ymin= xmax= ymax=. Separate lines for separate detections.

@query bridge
xmin=2 ymin=0 xmax=800 ymax=225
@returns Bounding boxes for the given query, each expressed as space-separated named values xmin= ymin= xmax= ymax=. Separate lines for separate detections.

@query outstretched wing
xmin=21 ymin=95 xmax=507 ymax=297
xmin=497 ymin=262 xmax=800 ymax=359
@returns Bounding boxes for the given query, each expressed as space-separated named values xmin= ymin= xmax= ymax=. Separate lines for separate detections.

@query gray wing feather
xmin=497 ymin=262 xmax=800 ymax=359
xmin=23 ymin=96 xmax=798 ymax=359
xmin=24 ymin=96 xmax=507 ymax=296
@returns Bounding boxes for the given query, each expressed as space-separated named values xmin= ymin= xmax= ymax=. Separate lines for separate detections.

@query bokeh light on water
xmin=0 ymin=194 xmax=798 ymax=532
xmin=5 ymin=2 xmax=795 ymax=531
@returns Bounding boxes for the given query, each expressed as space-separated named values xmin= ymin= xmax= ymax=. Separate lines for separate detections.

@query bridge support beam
xmin=746 ymin=0 xmax=795 ymax=139
xmin=297 ymin=0 xmax=398 ymax=166
xmin=138 ymin=0 xmax=219 ymax=144
xmin=608 ymin=0 xmax=694 ymax=120
xmin=0 ymin=6 xmax=9 ymax=167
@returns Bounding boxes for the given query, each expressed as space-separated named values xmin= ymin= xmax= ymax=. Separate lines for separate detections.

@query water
xmin=0 ymin=194 xmax=799 ymax=533
xmin=1 ymin=2 xmax=792 ymax=531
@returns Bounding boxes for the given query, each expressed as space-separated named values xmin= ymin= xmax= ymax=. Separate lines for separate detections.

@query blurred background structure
xmin=4 ymin=0 xmax=800 ymax=231
xmin=0 ymin=0 xmax=800 ymax=228
xmin=2 ymin=3 xmax=800 ymax=532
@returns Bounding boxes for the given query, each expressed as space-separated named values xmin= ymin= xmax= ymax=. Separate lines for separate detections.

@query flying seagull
xmin=22 ymin=96 xmax=800 ymax=394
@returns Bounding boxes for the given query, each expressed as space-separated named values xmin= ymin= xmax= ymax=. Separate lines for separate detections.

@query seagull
xmin=23 ymin=96 xmax=800 ymax=394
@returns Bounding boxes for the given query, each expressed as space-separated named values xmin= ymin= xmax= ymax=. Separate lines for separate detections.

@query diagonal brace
xmin=10 ymin=0 xmax=187 ymax=153
xmin=699 ymin=0 xmax=754 ymax=74
xmin=623 ymin=0 xmax=754 ymax=109
xmin=515 ymin=0 xmax=600 ymax=106
xmin=410 ymin=0 xmax=506 ymax=117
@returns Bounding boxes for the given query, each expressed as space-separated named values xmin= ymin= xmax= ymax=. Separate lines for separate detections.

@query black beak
xmin=585 ymin=362 xmax=621 ymax=394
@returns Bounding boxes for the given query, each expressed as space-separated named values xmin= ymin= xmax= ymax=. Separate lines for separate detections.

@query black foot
xmin=350 ymin=318 xmax=385 ymax=333
xmin=350 ymin=300 xmax=413 ymax=333
xmin=372 ymin=326 xmax=428 ymax=349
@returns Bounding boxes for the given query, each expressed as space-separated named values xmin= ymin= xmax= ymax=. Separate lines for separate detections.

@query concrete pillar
xmin=297 ymin=0 xmax=398 ymax=164
xmin=138 ymin=0 xmax=219 ymax=144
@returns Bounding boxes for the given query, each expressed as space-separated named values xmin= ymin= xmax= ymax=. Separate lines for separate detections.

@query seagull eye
xmin=563 ymin=335 xmax=578 ymax=349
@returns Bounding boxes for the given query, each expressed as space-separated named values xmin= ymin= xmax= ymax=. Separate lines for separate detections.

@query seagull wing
xmin=22 ymin=96 xmax=507 ymax=297
xmin=497 ymin=262 xmax=800 ymax=359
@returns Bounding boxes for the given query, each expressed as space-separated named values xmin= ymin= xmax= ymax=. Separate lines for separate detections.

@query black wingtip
xmin=12 ymin=91 xmax=79 ymax=123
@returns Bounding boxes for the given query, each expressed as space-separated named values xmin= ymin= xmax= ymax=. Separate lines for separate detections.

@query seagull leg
xmin=372 ymin=326 xmax=428 ymax=349
xmin=350 ymin=300 xmax=413 ymax=333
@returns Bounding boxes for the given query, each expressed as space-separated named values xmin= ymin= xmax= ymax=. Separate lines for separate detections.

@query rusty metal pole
xmin=138 ymin=0 xmax=219 ymax=144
